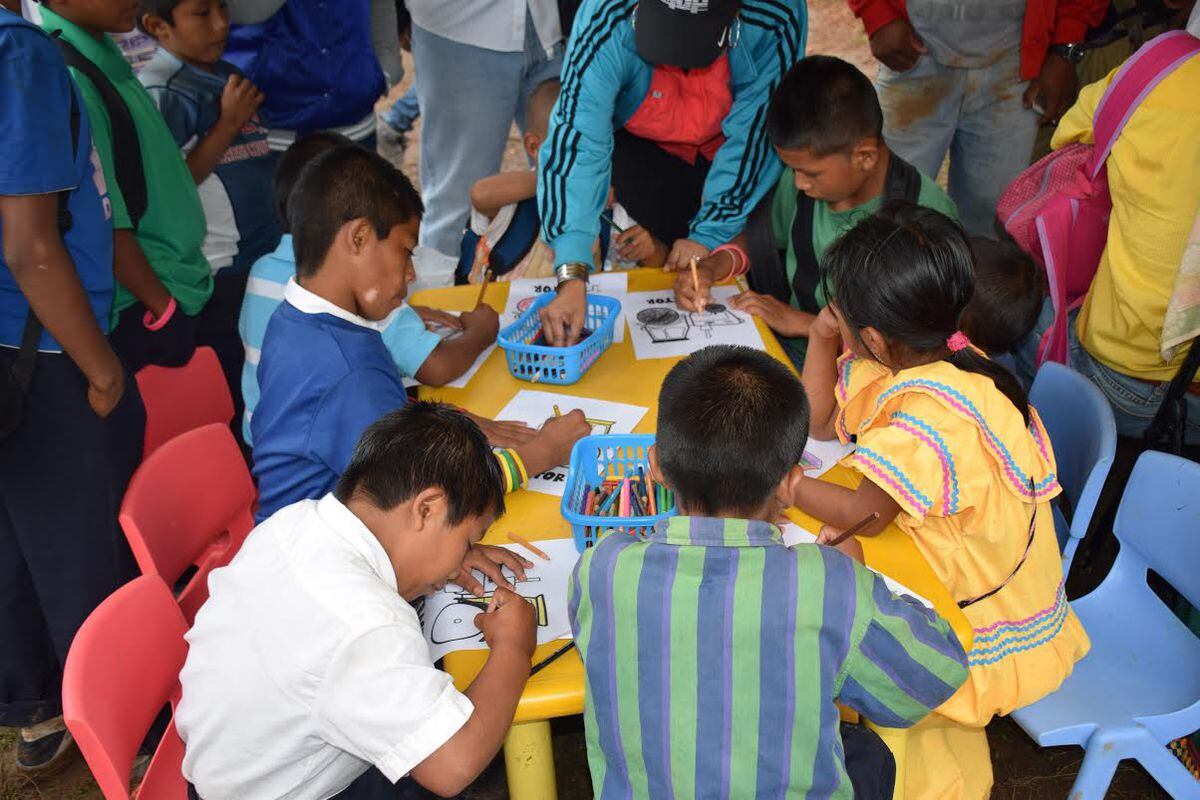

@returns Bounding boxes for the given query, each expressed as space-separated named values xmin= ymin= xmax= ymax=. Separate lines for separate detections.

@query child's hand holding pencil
xmin=672 ymin=255 xmax=720 ymax=312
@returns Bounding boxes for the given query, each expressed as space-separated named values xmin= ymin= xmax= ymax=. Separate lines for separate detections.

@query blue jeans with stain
xmin=1014 ymin=299 xmax=1200 ymax=445
xmin=875 ymin=49 xmax=1039 ymax=237
xmin=380 ymin=86 xmax=421 ymax=133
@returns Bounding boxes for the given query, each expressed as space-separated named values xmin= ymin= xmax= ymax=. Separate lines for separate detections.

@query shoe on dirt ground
xmin=15 ymin=716 xmax=77 ymax=777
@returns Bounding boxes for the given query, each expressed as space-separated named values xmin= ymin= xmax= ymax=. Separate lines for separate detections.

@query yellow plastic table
xmin=413 ymin=269 xmax=971 ymax=800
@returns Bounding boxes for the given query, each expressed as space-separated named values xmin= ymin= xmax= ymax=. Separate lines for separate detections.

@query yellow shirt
xmin=835 ymin=355 xmax=1090 ymax=725
xmin=1052 ymin=53 xmax=1200 ymax=381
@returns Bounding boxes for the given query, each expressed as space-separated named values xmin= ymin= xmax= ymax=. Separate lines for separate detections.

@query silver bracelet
xmin=555 ymin=262 xmax=589 ymax=288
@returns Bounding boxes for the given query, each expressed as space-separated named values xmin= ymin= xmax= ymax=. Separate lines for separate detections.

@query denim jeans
xmin=411 ymin=16 xmax=563 ymax=257
xmin=1014 ymin=299 xmax=1200 ymax=444
xmin=380 ymin=86 xmax=420 ymax=133
xmin=875 ymin=49 xmax=1039 ymax=237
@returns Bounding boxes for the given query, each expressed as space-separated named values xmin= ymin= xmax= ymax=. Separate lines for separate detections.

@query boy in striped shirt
xmin=569 ymin=345 xmax=969 ymax=799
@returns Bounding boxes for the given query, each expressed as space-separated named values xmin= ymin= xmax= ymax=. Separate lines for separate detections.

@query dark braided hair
xmin=821 ymin=201 xmax=1031 ymax=425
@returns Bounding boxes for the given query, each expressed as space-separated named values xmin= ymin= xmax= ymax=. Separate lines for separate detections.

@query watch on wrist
xmin=555 ymin=262 xmax=589 ymax=289
xmin=1048 ymin=43 xmax=1085 ymax=63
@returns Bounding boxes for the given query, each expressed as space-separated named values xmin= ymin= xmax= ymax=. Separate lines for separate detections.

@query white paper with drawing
xmin=626 ymin=286 xmax=766 ymax=360
xmin=801 ymin=438 xmax=856 ymax=478
xmin=493 ymin=390 xmax=649 ymax=496
xmin=503 ymin=272 xmax=629 ymax=342
xmin=779 ymin=523 xmax=935 ymax=609
xmin=418 ymin=538 xmax=580 ymax=661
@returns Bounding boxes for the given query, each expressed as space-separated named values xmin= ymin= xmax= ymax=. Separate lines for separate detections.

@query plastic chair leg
xmin=503 ymin=720 xmax=557 ymax=800
xmin=1130 ymin=737 xmax=1200 ymax=799
xmin=1070 ymin=736 xmax=1121 ymax=799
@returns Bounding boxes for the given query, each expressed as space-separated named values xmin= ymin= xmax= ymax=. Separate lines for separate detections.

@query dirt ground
xmin=0 ymin=2 xmax=1175 ymax=798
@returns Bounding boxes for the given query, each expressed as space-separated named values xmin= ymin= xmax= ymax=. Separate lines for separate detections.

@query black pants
xmin=0 ymin=350 xmax=143 ymax=726
xmin=611 ymin=128 xmax=712 ymax=246
xmin=842 ymin=722 xmax=897 ymax=800
xmin=188 ymin=769 xmax=427 ymax=800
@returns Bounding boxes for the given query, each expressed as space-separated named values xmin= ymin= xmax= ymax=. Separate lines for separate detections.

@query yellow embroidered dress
xmin=835 ymin=354 xmax=1090 ymax=724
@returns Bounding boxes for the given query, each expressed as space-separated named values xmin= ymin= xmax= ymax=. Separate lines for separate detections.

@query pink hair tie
xmin=947 ymin=331 xmax=971 ymax=353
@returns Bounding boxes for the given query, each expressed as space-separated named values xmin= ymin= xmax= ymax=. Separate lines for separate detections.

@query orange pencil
xmin=507 ymin=532 xmax=550 ymax=561
xmin=689 ymin=256 xmax=707 ymax=313
xmin=474 ymin=269 xmax=493 ymax=309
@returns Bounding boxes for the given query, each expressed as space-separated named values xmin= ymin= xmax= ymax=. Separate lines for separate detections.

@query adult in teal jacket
xmin=537 ymin=0 xmax=806 ymax=344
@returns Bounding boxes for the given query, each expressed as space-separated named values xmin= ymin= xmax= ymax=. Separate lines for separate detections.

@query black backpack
xmin=746 ymin=154 xmax=923 ymax=312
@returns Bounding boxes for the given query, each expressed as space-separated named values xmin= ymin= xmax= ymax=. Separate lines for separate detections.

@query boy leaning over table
xmin=177 ymin=403 xmax=537 ymax=800
xmin=569 ymin=345 xmax=969 ymax=799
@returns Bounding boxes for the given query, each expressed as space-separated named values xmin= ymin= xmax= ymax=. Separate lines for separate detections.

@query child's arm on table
xmin=410 ymin=587 xmax=536 ymax=796
xmin=729 ymin=290 xmax=814 ymax=338
xmin=469 ymin=171 xmax=538 ymax=220
xmin=414 ymin=304 xmax=499 ymax=387
xmin=800 ymin=306 xmax=842 ymax=439
xmin=486 ymin=410 xmax=589 ymax=493
xmin=794 ymin=475 xmax=899 ymax=538
xmin=184 ymin=75 xmax=263 ymax=185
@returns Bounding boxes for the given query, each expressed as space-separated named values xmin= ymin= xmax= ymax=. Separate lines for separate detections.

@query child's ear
xmin=860 ymin=326 xmax=894 ymax=367
xmin=853 ymin=138 xmax=881 ymax=173
xmin=410 ymin=487 xmax=447 ymax=532
xmin=345 ymin=218 xmax=373 ymax=257
xmin=775 ymin=465 xmax=805 ymax=511
xmin=647 ymin=445 xmax=666 ymax=487
xmin=523 ymin=131 xmax=543 ymax=163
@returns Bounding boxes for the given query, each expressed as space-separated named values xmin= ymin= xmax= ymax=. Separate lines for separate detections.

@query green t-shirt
xmin=768 ymin=166 xmax=959 ymax=365
xmin=42 ymin=8 xmax=213 ymax=321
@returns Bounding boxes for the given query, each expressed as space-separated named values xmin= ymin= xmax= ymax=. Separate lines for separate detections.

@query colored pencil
xmin=822 ymin=512 xmax=880 ymax=547
xmin=507 ymin=532 xmax=550 ymax=561
xmin=474 ymin=269 xmax=493 ymax=309
xmin=529 ymin=640 xmax=576 ymax=676
xmin=553 ymin=404 xmax=563 ymax=417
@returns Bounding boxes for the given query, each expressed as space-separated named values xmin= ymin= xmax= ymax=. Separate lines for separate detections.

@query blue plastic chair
xmin=1029 ymin=362 xmax=1117 ymax=573
xmin=1011 ymin=451 xmax=1200 ymax=799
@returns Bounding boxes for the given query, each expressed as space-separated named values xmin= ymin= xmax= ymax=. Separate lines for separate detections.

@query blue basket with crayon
xmin=561 ymin=434 xmax=677 ymax=552
xmin=497 ymin=293 xmax=620 ymax=385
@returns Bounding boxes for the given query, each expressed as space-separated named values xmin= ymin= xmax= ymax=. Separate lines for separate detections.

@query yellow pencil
xmin=507 ymin=532 xmax=550 ymax=561
xmin=474 ymin=269 xmax=493 ymax=309
xmin=553 ymin=404 xmax=563 ymax=417
xmin=690 ymin=256 xmax=706 ymax=313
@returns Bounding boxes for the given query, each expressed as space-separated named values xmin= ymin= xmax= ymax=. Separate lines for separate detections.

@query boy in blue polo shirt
xmin=251 ymin=145 xmax=588 ymax=521
xmin=0 ymin=4 xmax=143 ymax=774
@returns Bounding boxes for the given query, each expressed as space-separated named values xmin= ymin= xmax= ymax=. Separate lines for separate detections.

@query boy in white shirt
xmin=176 ymin=402 xmax=536 ymax=799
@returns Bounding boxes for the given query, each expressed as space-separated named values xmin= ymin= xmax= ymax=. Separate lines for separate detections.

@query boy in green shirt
xmin=676 ymin=56 xmax=958 ymax=368
xmin=40 ymin=0 xmax=213 ymax=372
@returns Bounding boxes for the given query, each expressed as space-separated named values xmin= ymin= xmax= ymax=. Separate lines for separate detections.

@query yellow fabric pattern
xmin=1052 ymin=54 xmax=1200 ymax=381
xmin=834 ymin=355 xmax=1091 ymax=798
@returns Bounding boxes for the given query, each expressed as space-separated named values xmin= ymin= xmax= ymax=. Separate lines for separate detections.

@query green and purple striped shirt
xmin=568 ymin=516 xmax=969 ymax=799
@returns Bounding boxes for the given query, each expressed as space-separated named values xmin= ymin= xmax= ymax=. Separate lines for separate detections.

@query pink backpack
xmin=996 ymin=30 xmax=1200 ymax=366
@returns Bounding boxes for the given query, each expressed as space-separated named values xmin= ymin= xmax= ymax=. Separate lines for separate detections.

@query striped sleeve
xmin=688 ymin=0 xmax=805 ymax=248
xmin=836 ymin=563 xmax=968 ymax=728
xmin=538 ymin=0 xmax=636 ymax=267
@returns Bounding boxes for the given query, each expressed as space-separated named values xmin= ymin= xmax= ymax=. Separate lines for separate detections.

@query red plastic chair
xmin=120 ymin=423 xmax=256 ymax=623
xmin=135 ymin=346 xmax=234 ymax=457
xmin=62 ymin=575 xmax=189 ymax=800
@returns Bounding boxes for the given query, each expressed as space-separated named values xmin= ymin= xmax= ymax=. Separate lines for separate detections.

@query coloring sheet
xmin=503 ymin=272 xmax=629 ymax=342
xmin=418 ymin=538 xmax=580 ymax=661
xmin=800 ymin=438 xmax=856 ymax=479
xmin=626 ymin=285 xmax=766 ymax=360
xmin=493 ymin=390 xmax=649 ymax=496
xmin=780 ymin=523 xmax=935 ymax=609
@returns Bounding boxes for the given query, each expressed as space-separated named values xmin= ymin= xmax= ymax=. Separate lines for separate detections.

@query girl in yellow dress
xmin=794 ymin=203 xmax=1090 ymax=799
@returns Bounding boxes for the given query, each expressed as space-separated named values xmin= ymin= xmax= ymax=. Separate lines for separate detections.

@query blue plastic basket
xmin=561 ymin=434 xmax=677 ymax=552
xmin=496 ymin=293 xmax=620 ymax=385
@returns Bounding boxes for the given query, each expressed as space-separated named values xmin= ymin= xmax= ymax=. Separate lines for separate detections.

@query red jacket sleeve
xmin=846 ymin=0 xmax=906 ymax=38
xmin=1051 ymin=0 xmax=1108 ymax=44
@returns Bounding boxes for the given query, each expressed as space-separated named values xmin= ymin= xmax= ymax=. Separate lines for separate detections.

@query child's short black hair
xmin=287 ymin=145 xmax=424 ymax=279
xmin=962 ymin=236 xmax=1045 ymax=356
xmin=766 ymin=55 xmax=883 ymax=156
xmin=137 ymin=0 xmax=184 ymax=32
xmin=273 ymin=131 xmax=356 ymax=232
xmin=335 ymin=401 xmax=505 ymax=524
xmin=657 ymin=345 xmax=809 ymax=516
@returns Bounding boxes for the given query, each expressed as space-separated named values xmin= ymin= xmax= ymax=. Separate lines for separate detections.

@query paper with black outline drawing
xmin=779 ymin=523 xmax=935 ymax=609
xmin=626 ymin=285 xmax=766 ymax=360
xmin=492 ymin=390 xmax=649 ymax=497
xmin=801 ymin=437 xmax=856 ymax=479
xmin=502 ymin=272 xmax=629 ymax=342
xmin=418 ymin=538 xmax=580 ymax=661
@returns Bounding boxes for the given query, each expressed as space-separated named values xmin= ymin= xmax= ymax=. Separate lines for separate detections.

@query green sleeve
xmin=916 ymin=174 xmax=960 ymax=223
xmin=836 ymin=562 xmax=969 ymax=728
xmin=770 ymin=169 xmax=796 ymax=251
xmin=69 ymin=69 xmax=131 ymax=231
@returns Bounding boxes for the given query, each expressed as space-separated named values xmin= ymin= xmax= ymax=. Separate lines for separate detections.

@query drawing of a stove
xmin=636 ymin=303 xmax=745 ymax=343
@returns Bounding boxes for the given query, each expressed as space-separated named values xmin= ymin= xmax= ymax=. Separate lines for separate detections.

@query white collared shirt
xmin=176 ymin=496 xmax=473 ymax=800
xmin=284 ymin=277 xmax=401 ymax=332
xmin=407 ymin=0 xmax=561 ymax=56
